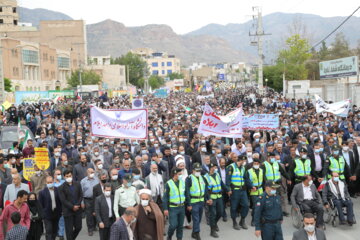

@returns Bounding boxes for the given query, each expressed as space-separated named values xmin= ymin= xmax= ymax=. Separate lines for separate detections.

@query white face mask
xmin=65 ymin=177 xmax=72 ymax=183
xmin=304 ymin=224 xmax=315 ymax=233
xmin=97 ymin=164 xmax=103 ymax=170
xmin=104 ymin=191 xmax=111 ymax=197
xmin=141 ymin=199 xmax=149 ymax=207
xmin=201 ymin=147 xmax=207 ymax=152
xmin=253 ymin=165 xmax=260 ymax=169
xmin=194 ymin=172 xmax=201 ymax=177
xmin=111 ymin=175 xmax=118 ymax=181
xmin=89 ymin=173 xmax=95 ymax=179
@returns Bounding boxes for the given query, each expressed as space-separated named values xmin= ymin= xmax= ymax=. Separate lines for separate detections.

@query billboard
xmin=174 ymin=79 xmax=184 ymax=87
xmin=320 ymin=56 xmax=358 ymax=79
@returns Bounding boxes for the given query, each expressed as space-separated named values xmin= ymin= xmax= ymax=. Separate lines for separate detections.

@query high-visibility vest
xmin=189 ymin=174 xmax=205 ymax=203
xmin=328 ymin=156 xmax=345 ymax=180
xmin=264 ymin=161 xmax=281 ymax=181
xmin=167 ymin=179 xmax=185 ymax=206
xmin=205 ymin=173 xmax=222 ymax=199
xmin=294 ymin=158 xmax=312 ymax=177
xmin=229 ymin=163 xmax=245 ymax=188
xmin=248 ymin=168 xmax=264 ymax=196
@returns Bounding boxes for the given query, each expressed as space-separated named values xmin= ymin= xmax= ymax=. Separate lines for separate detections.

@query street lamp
xmin=265 ymin=78 xmax=268 ymax=87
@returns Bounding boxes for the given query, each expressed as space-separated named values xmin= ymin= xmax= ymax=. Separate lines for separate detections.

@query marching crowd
xmin=0 ymin=88 xmax=358 ymax=240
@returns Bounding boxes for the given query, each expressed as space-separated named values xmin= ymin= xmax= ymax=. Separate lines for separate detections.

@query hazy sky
xmin=19 ymin=0 xmax=360 ymax=34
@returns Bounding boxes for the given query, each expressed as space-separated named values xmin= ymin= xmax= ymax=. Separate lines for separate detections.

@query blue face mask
xmin=47 ymin=183 xmax=54 ymax=188
xmin=214 ymin=169 xmax=218 ymax=173
xmin=270 ymin=158 xmax=276 ymax=163
xmin=126 ymin=182 xmax=132 ymax=187
xmin=333 ymin=151 xmax=339 ymax=155
xmin=315 ymin=149 xmax=321 ymax=154
xmin=270 ymin=189 xmax=277 ymax=195
xmin=319 ymin=148 xmax=324 ymax=152
xmin=133 ymin=175 xmax=140 ymax=180
xmin=276 ymin=160 xmax=281 ymax=163
xmin=333 ymin=177 xmax=339 ymax=182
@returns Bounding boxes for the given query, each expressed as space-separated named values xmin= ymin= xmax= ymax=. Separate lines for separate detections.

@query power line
xmin=311 ymin=5 xmax=360 ymax=50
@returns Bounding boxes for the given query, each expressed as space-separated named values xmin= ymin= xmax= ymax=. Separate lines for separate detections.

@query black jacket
xmin=95 ymin=194 xmax=115 ymax=228
xmin=58 ymin=181 xmax=83 ymax=217
xmin=38 ymin=187 xmax=62 ymax=220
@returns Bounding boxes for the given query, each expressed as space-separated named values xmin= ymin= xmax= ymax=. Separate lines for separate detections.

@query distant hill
xmin=18 ymin=7 xmax=73 ymax=26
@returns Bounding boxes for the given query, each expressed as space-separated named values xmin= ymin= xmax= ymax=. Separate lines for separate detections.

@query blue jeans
xmin=191 ymin=202 xmax=204 ymax=233
xmin=333 ymin=198 xmax=354 ymax=222
xmin=58 ymin=216 xmax=65 ymax=237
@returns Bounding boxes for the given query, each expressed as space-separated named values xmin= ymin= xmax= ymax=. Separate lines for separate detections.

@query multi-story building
xmin=0 ymin=0 xmax=19 ymax=32
xmin=132 ymin=47 xmax=181 ymax=77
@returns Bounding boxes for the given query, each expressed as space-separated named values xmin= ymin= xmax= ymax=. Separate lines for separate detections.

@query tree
xmin=278 ymin=34 xmax=312 ymax=80
xmin=329 ymin=33 xmax=352 ymax=59
xmin=167 ymin=72 xmax=184 ymax=80
xmin=4 ymin=78 xmax=12 ymax=92
xmin=148 ymin=75 xmax=165 ymax=89
xmin=263 ymin=65 xmax=283 ymax=91
xmin=67 ymin=70 xmax=101 ymax=88
xmin=111 ymin=52 xmax=147 ymax=88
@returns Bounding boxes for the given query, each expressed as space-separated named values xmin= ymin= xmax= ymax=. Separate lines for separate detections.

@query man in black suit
xmin=309 ymin=144 xmax=326 ymax=188
xmin=39 ymin=176 xmax=62 ymax=240
xmin=192 ymin=143 xmax=209 ymax=165
xmin=93 ymin=171 xmax=109 ymax=207
xmin=340 ymin=141 xmax=360 ymax=197
xmin=292 ymin=213 xmax=326 ymax=240
xmin=95 ymin=183 xmax=115 ymax=240
xmin=58 ymin=169 xmax=83 ymax=240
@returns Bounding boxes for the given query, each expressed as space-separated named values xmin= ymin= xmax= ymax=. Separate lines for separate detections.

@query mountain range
xmin=18 ymin=7 xmax=360 ymax=65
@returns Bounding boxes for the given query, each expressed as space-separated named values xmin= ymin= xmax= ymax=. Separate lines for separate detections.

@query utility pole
xmin=249 ymin=7 xmax=271 ymax=93
xmin=126 ymin=65 xmax=129 ymax=89
xmin=78 ymin=53 xmax=83 ymax=93
xmin=0 ymin=39 xmax=4 ymax=103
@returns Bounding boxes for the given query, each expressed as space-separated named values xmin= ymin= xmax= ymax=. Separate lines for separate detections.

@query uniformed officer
xmin=204 ymin=163 xmax=227 ymax=238
xmin=254 ymin=180 xmax=284 ymax=240
xmin=163 ymin=167 xmax=186 ymax=240
xmin=323 ymin=145 xmax=348 ymax=181
xmin=246 ymin=158 xmax=264 ymax=226
xmin=226 ymin=155 xmax=251 ymax=230
xmin=185 ymin=163 xmax=208 ymax=240
xmin=289 ymin=148 xmax=313 ymax=183
xmin=262 ymin=152 xmax=289 ymax=183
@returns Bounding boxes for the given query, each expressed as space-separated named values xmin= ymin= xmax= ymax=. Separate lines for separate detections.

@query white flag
xmin=315 ymin=95 xmax=351 ymax=117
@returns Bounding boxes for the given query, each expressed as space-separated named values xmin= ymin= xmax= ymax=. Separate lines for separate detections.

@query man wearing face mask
xmin=226 ymin=155 xmax=251 ymax=231
xmin=339 ymin=141 xmax=359 ymax=197
xmin=163 ymin=167 xmax=186 ymax=240
xmin=145 ymin=163 xmax=164 ymax=208
xmin=131 ymin=168 xmax=145 ymax=189
xmin=292 ymin=213 xmax=326 ymax=240
xmin=109 ymin=168 xmax=121 ymax=194
xmin=58 ymin=170 xmax=84 ymax=240
xmin=73 ymin=154 xmax=94 ymax=182
xmin=95 ymin=183 xmax=115 ymax=240
xmin=289 ymin=148 xmax=313 ymax=184
xmin=291 ymin=175 xmax=324 ymax=229
xmin=210 ymin=147 xmax=223 ymax=166
xmin=102 ymin=144 xmax=114 ymax=170
xmin=185 ymin=163 xmax=208 ymax=240
xmin=30 ymin=164 xmax=46 ymax=195
xmin=254 ymin=181 xmax=284 ymax=240
xmin=134 ymin=189 xmax=164 ymax=240
xmin=192 ymin=143 xmax=209 ymax=166
xmin=114 ymin=174 xmax=139 ymax=219
xmin=323 ymin=145 xmax=348 ymax=182
xmin=80 ymin=168 xmax=99 ymax=236
xmin=322 ymin=172 xmax=354 ymax=226
xmin=94 ymin=159 xmax=107 ymax=179
xmin=50 ymin=146 xmax=62 ymax=173
xmin=109 ymin=207 xmax=137 ymax=240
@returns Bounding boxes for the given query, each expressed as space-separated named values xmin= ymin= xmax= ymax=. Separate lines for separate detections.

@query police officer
xmin=254 ymin=181 xmax=284 ymax=240
xmin=185 ymin=162 xmax=208 ymax=240
xmin=262 ymin=153 xmax=289 ymax=183
xmin=226 ymin=155 xmax=251 ymax=230
xmin=289 ymin=148 xmax=313 ymax=183
xmin=323 ymin=145 xmax=348 ymax=181
xmin=246 ymin=158 xmax=264 ymax=226
xmin=163 ymin=167 xmax=186 ymax=240
xmin=204 ymin=163 xmax=227 ymax=238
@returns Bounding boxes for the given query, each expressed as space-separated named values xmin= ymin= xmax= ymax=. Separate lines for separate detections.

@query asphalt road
xmin=58 ymin=197 xmax=360 ymax=240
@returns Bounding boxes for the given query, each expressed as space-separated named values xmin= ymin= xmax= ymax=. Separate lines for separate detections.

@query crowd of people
xmin=0 ymin=88 xmax=358 ymax=240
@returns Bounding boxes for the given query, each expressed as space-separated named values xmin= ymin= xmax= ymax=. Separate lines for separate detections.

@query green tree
xmin=4 ymin=78 xmax=12 ymax=92
xmin=263 ymin=65 xmax=283 ymax=91
xmin=148 ymin=75 xmax=165 ymax=89
xmin=167 ymin=72 xmax=184 ymax=80
xmin=67 ymin=70 xmax=101 ymax=88
xmin=111 ymin=52 xmax=147 ymax=88
xmin=329 ymin=33 xmax=352 ymax=59
xmin=278 ymin=34 xmax=312 ymax=80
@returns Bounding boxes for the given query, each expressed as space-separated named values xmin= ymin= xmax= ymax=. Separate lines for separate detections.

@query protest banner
xmin=132 ymin=98 xmax=144 ymax=109
xmin=197 ymin=93 xmax=214 ymax=100
xmin=242 ymin=114 xmax=279 ymax=130
xmin=154 ymin=89 xmax=168 ymax=98
xmin=315 ymin=94 xmax=351 ymax=117
xmin=23 ymin=158 xmax=36 ymax=181
xmin=91 ymin=107 xmax=148 ymax=139
xmin=198 ymin=103 xmax=243 ymax=138
xmin=34 ymin=147 xmax=50 ymax=170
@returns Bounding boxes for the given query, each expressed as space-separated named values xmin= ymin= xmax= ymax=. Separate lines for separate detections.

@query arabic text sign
xmin=91 ymin=107 xmax=148 ymax=139
xmin=315 ymin=95 xmax=351 ymax=117
xmin=15 ymin=91 xmax=48 ymax=104
xmin=34 ymin=147 xmax=50 ymax=170
xmin=242 ymin=114 xmax=279 ymax=130
xmin=23 ymin=158 xmax=36 ymax=181
xmin=198 ymin=104 xmax=243 ymax=138
xmin=320 ymin=56 xmax=358 ymax=79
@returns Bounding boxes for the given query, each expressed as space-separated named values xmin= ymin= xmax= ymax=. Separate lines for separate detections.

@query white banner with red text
xmin=242 ymin=114 xmax=279 ymax=130
xmin=91 ymin=107 xmax=148 ymax=139
xmin=198 ymin=103 xmax=243 ymax=138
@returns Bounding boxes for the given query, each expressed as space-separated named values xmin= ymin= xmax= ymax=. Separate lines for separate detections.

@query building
xmin=0 ymin=0 xmax=19 ymax=32
xmin=89 ymin=55 xmax=111 ymax=66
xmin=86 ymin=64 xmax=126 ymax=90
xmin=1 ymin=37 xmax=72 ymax=91
xmin=132 ymin=47 xmax=181 ymax=77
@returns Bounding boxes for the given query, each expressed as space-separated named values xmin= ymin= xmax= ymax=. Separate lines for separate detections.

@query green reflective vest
xmin=264 ymin=161 xmax=281 ymax=181
xmin=294 ymin=158 xmax=312 ymax=177
xmin=189 ymin=174 xmax=205 ymax=203
xmin=248 ymin=168 xmax=264 ymax=196
xmin=230 ymin=163 xmax=245 ymax=188
xmin=205 ymin=173 xmax=222 ymax=199
xmin=328 ymin=156 xmax=345 ymax=180
xmin=167 ymin=179 xmax=185 ymax=206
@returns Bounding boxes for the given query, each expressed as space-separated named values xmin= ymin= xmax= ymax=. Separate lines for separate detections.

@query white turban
xmin=175 ymin=155 xmax=185 ymax=166
xmin=139 ymin=188 xmax=152 ymax=196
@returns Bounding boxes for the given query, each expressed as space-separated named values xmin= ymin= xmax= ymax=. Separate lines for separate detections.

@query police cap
xmin=192 ymin=162 xmax=202 ymax=171
xmin=264 ymin=180 xmax=280 ymax=188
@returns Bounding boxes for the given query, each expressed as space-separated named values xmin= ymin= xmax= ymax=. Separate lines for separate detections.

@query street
xmin=69 ymin=197 xmax=360 ymax=240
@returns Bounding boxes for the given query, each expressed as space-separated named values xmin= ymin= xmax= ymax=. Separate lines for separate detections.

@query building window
xmin=50 ymin=56 xmax=55 ymax=64
xmin=51 ymin=71 xmax=55 ymax=79
xmin=152 ymin=70 xmax=159 ymax=75
xmin=161 ymin=70 xmax=165 ymax=75
xmin=161 ymin=62 xmax=165 ymax=67
xmin=12 ymin=67 xmax=19 ymax=76
xmin=167 ymin=70 xmax=172 ymax=74
xmin=167 ymin=62 xmax=172 ymax=67
xmin=13 ymin=20 xmax=17 ymax=25
xmin=152 ymin=62 xmax=158 ymax=67
xmin=43 ymin=53 xmax=48 ymax=61
xmin=0 ymin=19 xmax=3 ymax=24
xmin=0 ymin=7 xmax=2 ymax=12
xmin=22 ymin=49 xmax=39 ymax=64
xmin=57 ymin=57 xmax=70 ymax=68
xmin=13 ymin=7 xmax=16 ymax=13
xmin=11 ymin=49 xmax=18 ymax=57
xmin=44 ymin=69 xmax=49 ymax=78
